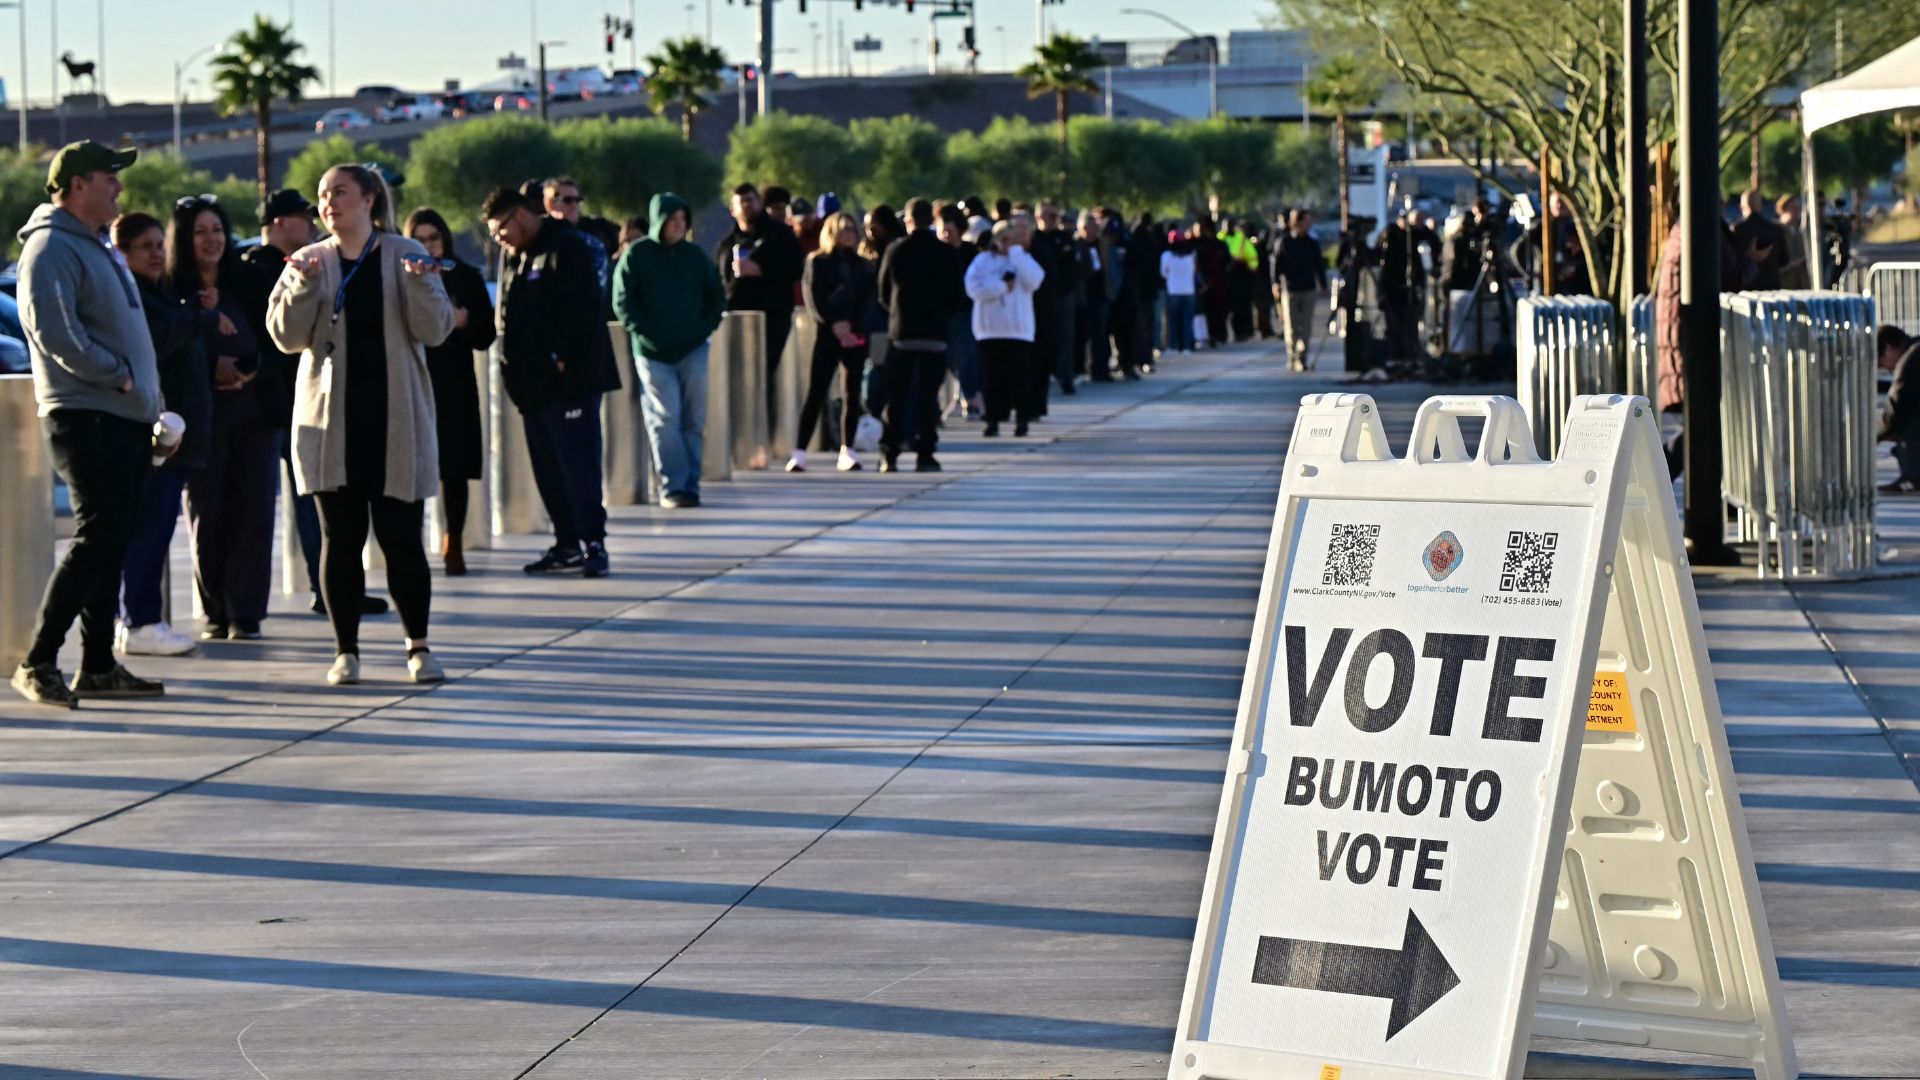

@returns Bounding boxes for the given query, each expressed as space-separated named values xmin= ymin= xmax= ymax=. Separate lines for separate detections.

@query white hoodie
xmin=964 ymin=244 xmax=1046 ymax=342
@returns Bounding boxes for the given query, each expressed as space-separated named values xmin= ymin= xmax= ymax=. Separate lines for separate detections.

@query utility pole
xmin=1678 ymin=0 xmax=1733 ymax=564
xmin=1624 ymin=0 xmax=1649 ymax=296
xmin=756 ymin=0 xmax=773 ymax=118
xmin=1539 ymin=146 xmax=1553 ymax=297
xmin=537 ymin=41 xmax=554 ymax=122
xmin=96 ymin=0 xmax=105 ymax=112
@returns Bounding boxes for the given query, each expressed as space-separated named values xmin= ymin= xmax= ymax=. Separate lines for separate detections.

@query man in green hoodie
xmin=612 ymin=192 xmax=727 ymax=508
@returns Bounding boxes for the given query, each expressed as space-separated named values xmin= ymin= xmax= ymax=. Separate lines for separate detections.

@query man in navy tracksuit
xmin=485 ymin=188 xmax=622 ymax=578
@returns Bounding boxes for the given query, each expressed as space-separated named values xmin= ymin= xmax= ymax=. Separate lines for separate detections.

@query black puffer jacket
xmin=496 ymin=218 xmax=622 ymax=411
xmin=803 ymin=248 xmax=875 ymax=331
xmin=134 ymin=274 xmax=217 ymax=471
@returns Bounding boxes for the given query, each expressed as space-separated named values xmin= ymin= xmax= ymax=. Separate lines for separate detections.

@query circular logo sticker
xmin=1423 ymin=531 xmax=1465 ymax=581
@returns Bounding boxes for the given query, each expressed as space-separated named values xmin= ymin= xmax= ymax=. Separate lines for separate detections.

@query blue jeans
xmin=947 ymin=311 xmax=980 ymax=398
xmin=121 ymin=465 xmax=190 ymax=628
xmin=637 ymin=342 xmax=709 ymax=498
xmin=1164 ymin=292 xmax=1197 ymax=351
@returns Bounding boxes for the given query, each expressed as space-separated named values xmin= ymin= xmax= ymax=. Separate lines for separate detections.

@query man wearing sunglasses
xmin=12 ymin=141 xmax=165 ymax=707
xmin=543 ymin=177 xmax=610 ymax=299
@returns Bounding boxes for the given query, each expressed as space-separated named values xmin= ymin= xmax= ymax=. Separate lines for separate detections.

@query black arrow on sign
xmin=1251 ymin=910 xmax=1461 ymax=1039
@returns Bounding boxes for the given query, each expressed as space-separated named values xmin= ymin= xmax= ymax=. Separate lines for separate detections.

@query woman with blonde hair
xmin=267 ymin=164 xmax=453 ymax=686
xmin=789 ymin=210 xmax=875 ymax=472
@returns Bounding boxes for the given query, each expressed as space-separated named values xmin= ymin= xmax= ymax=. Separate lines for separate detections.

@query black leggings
xmin=796 ymin=334 xmax=865 ymax=452
xmin=441 ymin=480 xmax=470 ymax=540
xmin=315 ymin=489 xmax=430 ymax=654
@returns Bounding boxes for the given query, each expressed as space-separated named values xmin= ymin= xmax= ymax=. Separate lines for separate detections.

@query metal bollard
xmin=426 ymin=347 xmax=497 ymax=554
xmin=729 ymin=322 xmax=768 ymax=472
xmin=0 ymin=375 xmax=53 ymax=663
xmin=704 ymin=313 xmax=755 ymax=483
xmin=488 ymin=340 xmax=550 ymax=536
xmin=769 ymin=309 xmax=811 ymax=462
xmin=602 ymin=323 xmax=656 ymax=505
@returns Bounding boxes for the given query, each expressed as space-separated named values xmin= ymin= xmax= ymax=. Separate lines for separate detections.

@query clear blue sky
xmin=8 ymin=0 xmax=1275 ymax=108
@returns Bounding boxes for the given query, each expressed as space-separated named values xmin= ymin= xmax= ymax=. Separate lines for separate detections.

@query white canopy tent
xmin=1797 ymin=33 xmax=1920 ymax=286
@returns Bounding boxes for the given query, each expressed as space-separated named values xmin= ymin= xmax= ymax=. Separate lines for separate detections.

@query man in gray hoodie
xmin=11 ymin=141 xmax=165 ymax=708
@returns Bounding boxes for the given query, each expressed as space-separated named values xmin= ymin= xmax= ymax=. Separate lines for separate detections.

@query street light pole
xmin=173 ymin=45 xmax=215 ymax=158
xmin=756 ymin=0 xmax=773 ymax=119
xmin=1118 ymin=8 xmax=1216 ymax=119
xmin=0 ymin=1 xmax=25 ymax=158
xmin=1678 ymin=0 xmax=1734 ymax=563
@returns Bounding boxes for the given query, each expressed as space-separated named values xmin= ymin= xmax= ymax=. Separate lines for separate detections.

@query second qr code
xmin=1499 ymin=530 xmax=1559 ymax=593
xmin=1323 ymin=523 xmax=1381 ymax=586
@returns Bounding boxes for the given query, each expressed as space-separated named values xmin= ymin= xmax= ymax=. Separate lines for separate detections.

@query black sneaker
xmin=70 ymin=664 xmax=164 ymax=699
xmin=363 ymin=595 xmax=390 ymax=616
xmin=682 ymin=491 xmax=701 ymax=508
xmin=915 ymin=454 xmax=942 ymax=473
xmin=523 ymin=544 xmax=586 ymax=575
xmin=661 ymin=490 xmax=693 ymax=509
xmin=228 ymin=621 xmax=263 ymax=641
xmin=11 ymin=663 xmax=75 ymax=709
xmin=200 ymin=623 xmax=228 ymax=641
xmin=983 ymin=422 xmax=999 ymax=437
xmin=582 ymin=541 xmax=610 ymax=578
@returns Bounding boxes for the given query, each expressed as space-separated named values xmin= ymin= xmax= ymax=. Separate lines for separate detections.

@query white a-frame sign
xmin=1171 ymin=394 xmax=1796 ymax=1080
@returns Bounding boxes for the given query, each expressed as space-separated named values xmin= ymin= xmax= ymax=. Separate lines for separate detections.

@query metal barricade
xmin=1719 ymin=291 xmax=1878 ymax=579
xmin=602 ymin=323 xmax=656 ymax=505
xmin=0 ymin=375 xmax=53 ymax=663
xmin=1864 ymin=262 xmax=1920 ymax=335
xmin=1626 ymin=294 xmax=1658 ymax=404
xmin=1514 ymin=295 xmax=1616 ymax=458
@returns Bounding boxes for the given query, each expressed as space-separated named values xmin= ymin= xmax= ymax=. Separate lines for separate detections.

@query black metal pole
xmin=538 ymin=42 xmax=549 ymax=123
xmin=1679 ymin=0 xmax=1735 ymax=563
xmin=1624 ymin=0 xmax=1649 ymax=298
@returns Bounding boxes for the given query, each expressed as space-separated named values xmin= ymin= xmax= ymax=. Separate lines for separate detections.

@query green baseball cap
xmin=45 ymin=140 xmax=137 ymax=194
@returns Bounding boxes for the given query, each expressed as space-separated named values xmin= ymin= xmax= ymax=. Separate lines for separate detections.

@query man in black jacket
xmin=484 ymin=188 xmax=622 ymax=578
xmin=875 ymin=197 xmax=962 ymax=473
xmin=715 ymin=183 xmax=804 ymax=416
xmin=1879 ymin=325 xmax=1920 ymax=494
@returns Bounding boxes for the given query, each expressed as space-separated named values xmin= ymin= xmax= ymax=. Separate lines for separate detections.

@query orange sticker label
xmin=1319 ymin=1067 xmax=1342 ymax=1080
xmin=1586 ymin=671 xmax=1638 ymax=732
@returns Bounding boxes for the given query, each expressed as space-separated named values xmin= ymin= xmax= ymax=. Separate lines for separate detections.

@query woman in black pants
xmin=788 ymin=211 xmax=874 ymax=473
xmin=403 ymin=207 xmax=497 ymax=575
xmin=268 ymin=164 xmax=454 ymax=686
xmin=169 ymin=196 xmax=275 ymax=641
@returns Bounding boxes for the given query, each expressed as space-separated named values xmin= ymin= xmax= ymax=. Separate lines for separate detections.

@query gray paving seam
xmin=0 ymin=357 xmax=1247 ymax=866
xmin=512 ymin=362 xmax=1283 ymax=1079
xmin=1783 ymin=584 xmax=1920 ymax=791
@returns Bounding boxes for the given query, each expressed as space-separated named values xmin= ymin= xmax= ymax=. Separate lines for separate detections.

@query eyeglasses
xmin=175 ymin=193 xmax=217 ymax=210
xmin=556 ymin=195 xmax=583 ymax=205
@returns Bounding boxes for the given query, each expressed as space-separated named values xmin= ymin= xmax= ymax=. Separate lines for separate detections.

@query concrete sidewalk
xmin=0 ymin=342 xmax=1914 ymax=1079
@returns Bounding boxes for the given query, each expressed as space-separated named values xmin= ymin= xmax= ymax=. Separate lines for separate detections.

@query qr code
xmin=1323 ymin=523 xmax=1382 ymax=586
xmin=1499 ymin=531 xmax=1559 ymax=593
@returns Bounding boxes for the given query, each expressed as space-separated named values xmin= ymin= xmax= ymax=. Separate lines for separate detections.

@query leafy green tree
xmin=850 ymin=115 xmax=970 ymax=208
xmin=555 ymin=116 xmax=722 ymax=221
xmin=1017 ymin=33 xmax=1103 ymax=202
xmin=209 ymin=16 xmax=321 ymax=204
xmin=724 ymin=112 xmax=866 ymax=208
xmin=1180 ymin=118 xmax=1285 ymax=212
xmin=284 ymin=134 xmax=407 ymax=213
xmin=1272 ymin=127 xmax=1340 ymax=210
xmin=946 ymin=117 xmax=1056 ymax=206
xmin=1305 ymin=56 xmax=1380 ymax=230
xmin=408 ymin=115 xmax=568 ymax=242
xmin=646 ymin=36 xmax=728 ymax=142
xmin=115 ymin=154 xmax=261 ymax=240
xmin=0 ymin=149 xmax=49 ymax=256
xmin=1067 ymin=117 xmax=1198 ymax=213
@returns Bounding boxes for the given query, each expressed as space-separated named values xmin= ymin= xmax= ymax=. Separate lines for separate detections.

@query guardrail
xmin=0 ymin=374 xmax=53 ymax=663
xmin=1864 ymin=262 xmax=1920 ymax=336
xmin=1720 ymin=291 xmax=1878 ymax=579
xmin=1515 ymin=295 xmax=1615 ymax=458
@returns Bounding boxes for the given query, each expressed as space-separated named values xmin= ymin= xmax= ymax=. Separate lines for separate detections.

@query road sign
xmin=1171 ymin=394 xmax=1795 ymax=1080
xmin=498 ymin=53 xmax=527 ymax=71
xmin=853 ymin=35 xmax=883 ymax=53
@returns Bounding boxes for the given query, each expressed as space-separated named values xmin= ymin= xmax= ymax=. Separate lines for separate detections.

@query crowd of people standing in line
xmin=8 ymin=137 xmax=1337 ymax=709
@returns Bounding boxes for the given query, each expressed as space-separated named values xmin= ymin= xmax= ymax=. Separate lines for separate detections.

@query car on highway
xmin=352 ymin=84 xmax=402 ymax=99
xmin=314 ymin=107 xmax=373 ymax=134
xmin=608 ymin=71 xmax=644 ymax=96
xmin=494 ymin=89 xmax=537 ymax=113
xmin=439 ymin=90 xmax=492 ymax=118
xmin=374 ymin=93 xmax=447 ymax=124
xmin=547 ymin=67 xmax=610 ymax=102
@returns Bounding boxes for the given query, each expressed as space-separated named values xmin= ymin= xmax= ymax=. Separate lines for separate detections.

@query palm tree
xmin=210 ymin=16 xmax=321 ymax=204
xmin=1305 ymin=56 xmax=1382 ymax=231
xmin=647 ymin=37 xmax=728 ymax=142
xmin=1018 ymin=33 xmax=1102 ymax=202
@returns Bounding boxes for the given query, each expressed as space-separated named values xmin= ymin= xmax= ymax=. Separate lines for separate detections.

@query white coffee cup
xmin=152 ymin=411 xmax=185 ymax=467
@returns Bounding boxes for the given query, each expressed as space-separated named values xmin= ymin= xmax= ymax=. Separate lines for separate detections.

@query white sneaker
xmin=836 ymin=447 xmax=862 ymax=472
xmin=119 ymin=622 xmax=195 ymax=657
xmin=786 ymin=449 xmax=808 ymax=472
xmin=853 ymin=415 xmax=882 ymax=452
xmin=408 ymin=650 xmax=445 ymax=684
xmin=327 ymin=653 xmax=360 ymax=686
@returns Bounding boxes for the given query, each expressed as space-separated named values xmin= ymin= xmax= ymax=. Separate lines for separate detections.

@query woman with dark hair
xmin=112 ymin=212 xmax=216 ymax=657
xmin=404 ymin=207 xmax=497 ymax=575
xmin=789 ymin=211 xmax=874 ymax=473
xmin=269 ymin=164 xmax=453 ymax=686
xmin=169 ymin=195 xmax=273 ymax=642
xmin=857 ymin=205 xmax=903 ymax=437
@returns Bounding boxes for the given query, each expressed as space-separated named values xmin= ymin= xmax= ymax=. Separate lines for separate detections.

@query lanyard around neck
xmin=332 ymin=239 xmax=379 ymax=321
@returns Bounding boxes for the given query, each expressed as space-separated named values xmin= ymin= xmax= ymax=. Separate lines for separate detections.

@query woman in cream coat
xmin=268 ymin=164 xmax=453 ymax=687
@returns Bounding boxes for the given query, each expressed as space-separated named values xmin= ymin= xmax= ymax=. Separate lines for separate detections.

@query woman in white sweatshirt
xmin=1159 ymin=234 xmax=1198 ymax=354
xmin=964 ymin=219 xmax=1046 ymax=437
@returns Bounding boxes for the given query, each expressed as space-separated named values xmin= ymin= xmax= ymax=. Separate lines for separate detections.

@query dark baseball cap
xmin=261 ymin=188 xmax=316 ymax=221
xmin=46 ymin=140 xmax=137 ymax=194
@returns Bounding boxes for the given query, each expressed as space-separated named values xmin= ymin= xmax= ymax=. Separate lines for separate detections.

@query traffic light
xmin=606 ymin=32 xmax=615 ymax=54
xmin=905 ymin=0 xmax=914 ymax=10
xmin=853 ymin=0 xmax=862 ymax=9
xmin=743 ymin=63 xmax=757 ymax=81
